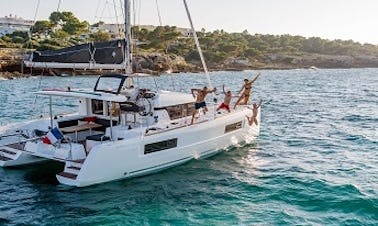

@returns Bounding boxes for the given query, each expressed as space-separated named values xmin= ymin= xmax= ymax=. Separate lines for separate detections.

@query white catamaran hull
xmin=57 ymin=108 xmax=260 ymax=187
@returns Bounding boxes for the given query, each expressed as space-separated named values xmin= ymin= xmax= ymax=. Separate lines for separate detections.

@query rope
xmin=154 ymin=0 xmax=176 ymax=91
xmin=112 ymin=0 xmax=122 ymax=38
xmin=31 ymin=67 xmax=45 ymax=117
xmin=57 ymin=0 xmax=62 ymax=12
xmin=23 ymin=0 xmax=41 ymax=68
xmin=94 ymin=0 xmax=102 ymax=22
xmin=155 ymin=0 xmax=163 ymax=26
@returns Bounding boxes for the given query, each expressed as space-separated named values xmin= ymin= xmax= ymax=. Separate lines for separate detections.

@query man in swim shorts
xmin=191 ymin=86 xmax=216 ymax=124
xmin=216 ymin=84 xmax=232 ymax=113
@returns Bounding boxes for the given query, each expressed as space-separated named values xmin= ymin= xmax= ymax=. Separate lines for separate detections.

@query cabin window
xmin=165 ymin=103 xmax=195 ymax=120
xmin=225 ymin=121 xmax=242 ymax=133
xmin=144 ymin=138 xmax=178 ymax=154
xmin=92 ymin=99 xmax=104 ymax=115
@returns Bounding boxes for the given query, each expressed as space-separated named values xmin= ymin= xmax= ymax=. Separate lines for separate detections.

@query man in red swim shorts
xmin=216 ymin=84 xmax=232 ymax=113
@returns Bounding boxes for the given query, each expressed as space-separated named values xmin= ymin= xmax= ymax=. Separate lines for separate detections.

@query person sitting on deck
xmin=216 ymin=84 xmax=232 ymax=113
xmin=191 ymin=86 xmax=216 ymax=125
xmin=234 ymin=73 xmax=260 ymax=109
xmin=246 ymin=99 xmax=263 ymax=126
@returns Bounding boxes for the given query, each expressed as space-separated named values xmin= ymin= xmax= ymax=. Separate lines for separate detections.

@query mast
xmin=183 ymin=0 xmax=212 ymax=89
xmin=124 ymin=0 xmax=132 ymax=74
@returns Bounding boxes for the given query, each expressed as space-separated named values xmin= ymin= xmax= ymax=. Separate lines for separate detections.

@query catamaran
xmin=0 ymin=0 xmax=261 ymax=187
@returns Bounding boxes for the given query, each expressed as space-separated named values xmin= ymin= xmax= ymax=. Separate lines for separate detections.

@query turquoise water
xmin=0 ymin=69 xmax=377 ymax=225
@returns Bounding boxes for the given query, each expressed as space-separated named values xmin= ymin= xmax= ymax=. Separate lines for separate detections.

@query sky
xmin=1 ymin=0 xmax=378 ymax=44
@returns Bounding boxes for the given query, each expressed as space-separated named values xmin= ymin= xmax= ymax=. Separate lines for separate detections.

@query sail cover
xmin=28 ymin=39 xmax=126 ymax=65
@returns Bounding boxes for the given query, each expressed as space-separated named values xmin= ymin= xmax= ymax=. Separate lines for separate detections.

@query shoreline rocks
xmin=2 ymin=47 xmax=378 ymax=80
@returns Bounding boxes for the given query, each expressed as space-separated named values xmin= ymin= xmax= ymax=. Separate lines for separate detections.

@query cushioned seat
xmin=85 ymin=134 xmax=110 ymax=153
xmin=93 ymin=118 xmax=118 ymax=132
xmin=86 ymin=134 xmax=110 ymax=141
xmin=34 ymin=129 xmax=48 ymax=137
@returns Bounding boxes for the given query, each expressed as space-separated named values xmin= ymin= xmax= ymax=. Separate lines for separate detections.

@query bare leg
xmin=204 ymin=106 xmax=208 ymax=114
xmin=245 ymin=115 xmax=252 ymax=126
xmin=191 ymin=110 xmax=197 ymax=125
xmin=234 ymin=95 xmax=243 ymax=109
xmin=242 ymin=95 xmax=249 ymax=105
xmin=253 ymin=117 xmax=258 ymax=126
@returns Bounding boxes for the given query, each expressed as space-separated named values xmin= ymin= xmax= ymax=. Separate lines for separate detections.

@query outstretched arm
xmin=248 ymin=73 xmax=261 ymax=84
xmin=222 ymin=84 xmax=226 ymax=94
xmin=207 ymin=87 xmax=217 ymax=94
xmin=191 ymin=88 xmax=198 ymax=98
xmin=257 ymin=99 xmax=263 ymax=108
xmin=238 ymin=84 xmax=245 ymax=93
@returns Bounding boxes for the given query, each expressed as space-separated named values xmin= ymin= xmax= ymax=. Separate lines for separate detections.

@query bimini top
xmin=35 ymin=89 xmax=127 ymax=102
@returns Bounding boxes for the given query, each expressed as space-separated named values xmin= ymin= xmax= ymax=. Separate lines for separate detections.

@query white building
xmin=90 ymin=23 xmax=125 ymax=36
xmin=0 ymin=14 xmax=34 ymax=37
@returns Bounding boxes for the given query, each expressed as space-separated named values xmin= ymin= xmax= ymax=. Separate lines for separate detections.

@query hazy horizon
xmin=1 ymin=0 xmax=378 ymax=45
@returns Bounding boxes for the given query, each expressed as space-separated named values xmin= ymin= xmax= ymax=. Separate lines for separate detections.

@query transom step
xmin=57 ymin=172 xmax=77 ymax=180
xmin=0 ymin=149 xmax=17 ymax=155
xmin=67 ymin=166 xmax=81 ymax=171
xmin=0 ymin=156 xmax=12 ymax=161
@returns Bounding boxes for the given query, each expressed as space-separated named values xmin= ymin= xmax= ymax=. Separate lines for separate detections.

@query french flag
xmin=42 ymin=127 xmax=63 ymax=144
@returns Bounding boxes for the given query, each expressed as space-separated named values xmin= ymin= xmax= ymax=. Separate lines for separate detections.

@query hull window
xmin=144 ymin=138 xmax=178 ymax=154
xmin=225 ymin=121 xmax=242 ymax=133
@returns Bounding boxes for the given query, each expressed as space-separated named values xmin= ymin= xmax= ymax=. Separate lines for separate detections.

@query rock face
xmin=0 ymin=48 xmax=25 ymax=72
xmin=2 ymin=47 xmax=378 ymax=79
xmin=259 ymin=53 xmax=378 ymax=69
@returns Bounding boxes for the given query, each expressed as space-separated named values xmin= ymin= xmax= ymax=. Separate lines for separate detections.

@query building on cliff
xmin=0 ymin=14 xmax=34 ymax=37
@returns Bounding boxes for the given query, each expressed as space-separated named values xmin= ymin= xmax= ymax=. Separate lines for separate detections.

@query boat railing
xmin=0 ymin=129 xmax=30 ymax=141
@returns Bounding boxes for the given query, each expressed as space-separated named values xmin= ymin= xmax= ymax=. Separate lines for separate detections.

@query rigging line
xmin=119 ymin=0 xmax=125 ymax=24
xmin=183 ymin=0 xmax=211 ymax=87
xmin=137 ymin=0 xmax=141 ymax=26
xmin=94 ymin=0 xmax=102 ymax=22
xmin=57 ymin=0 xmax=62 ymax=12
xmin=182 ymin=0 xmax=211 ymax=88
xmin=112 ymin=0 xmax=122 ymax=38
xmin=24 ymin=0 xmax=41 ymax=62
xmin=33 ymin=0 xmax=41 ymax=22
xmin=99 ymin=0 xmax=110 ymax=21
xmin=133 ymin=0 xmax=136 ymax=26
xmin=183 ymin=0 xmax=215 ymax=119
xmin=153 ymin=77 xmax=159 ymax=91
xmin=155 ymin=0 xmax=163 ymax=26
xmin=107 ymin=1 xmax=115 ymax=24
xmin=155 ymin=0 xmax=175 ymax=91
xmin=31 ymin=68 xmax=45 ymax=116
xmin=132 ymin=0 xmax=142 ymax=55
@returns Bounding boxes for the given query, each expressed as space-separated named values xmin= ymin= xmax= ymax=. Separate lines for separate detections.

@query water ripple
xmin=0 ymin=69 xmax=377 ymax=225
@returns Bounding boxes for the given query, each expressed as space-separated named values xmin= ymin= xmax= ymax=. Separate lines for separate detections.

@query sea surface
xmin=0 ymin=69 xmax=377 ymax=225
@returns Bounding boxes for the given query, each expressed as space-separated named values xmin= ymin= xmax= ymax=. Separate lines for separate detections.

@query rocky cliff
xmin=2 ymin=48 xmax=378 ymax=79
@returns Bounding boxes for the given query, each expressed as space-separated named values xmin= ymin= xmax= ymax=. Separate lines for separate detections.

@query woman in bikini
xmin=234 ymin=73 xmax=260 ymax=109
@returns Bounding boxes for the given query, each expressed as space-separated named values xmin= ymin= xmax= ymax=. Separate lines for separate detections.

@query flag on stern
xmin=42 ymin=127 xmax=63 ymax=144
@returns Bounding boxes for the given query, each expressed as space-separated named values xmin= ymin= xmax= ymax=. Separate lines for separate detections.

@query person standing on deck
xmin=234 ymin=73 xmax=260 ymax=109
xmin=216 ymin=84 xmax=232 ymax=113
xmin=246 ymin=99 xmax=263 ymax=126
xmin=191 ymin=86 xmax=216 ymax=124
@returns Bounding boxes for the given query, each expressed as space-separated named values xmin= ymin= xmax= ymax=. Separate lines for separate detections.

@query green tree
xmin=31 ymin=20 xmax=52 ymax=34
xmin=90 ymin=30 xmax=111 ymax=42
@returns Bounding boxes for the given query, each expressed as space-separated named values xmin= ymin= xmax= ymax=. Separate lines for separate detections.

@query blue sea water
xmin=0 ymin=69 xmax=377 ymax=225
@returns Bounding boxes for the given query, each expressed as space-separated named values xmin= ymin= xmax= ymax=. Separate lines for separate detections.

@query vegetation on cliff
xmin=1 ymin=11 xmax=378 ymax=73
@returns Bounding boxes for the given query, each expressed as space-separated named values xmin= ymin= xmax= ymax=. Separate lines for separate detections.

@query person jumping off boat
xmin=234 ymin=73 xmax=260 ymax=109
xmin=191 ymin=86 xmax=216 ymax=124
xmin=246 ymin=99 xmax=263 ymax=126
xmin=216 ymin=84 xmax=232 ymax=113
